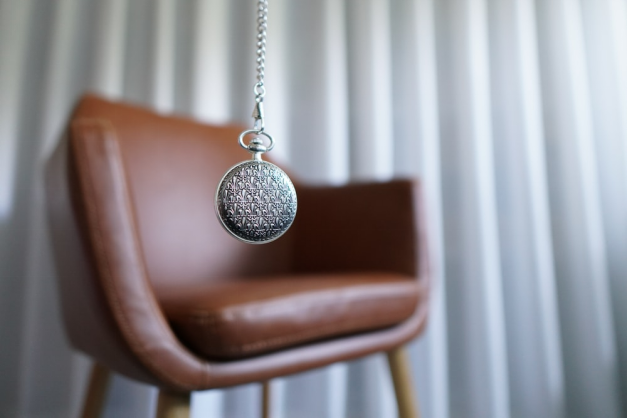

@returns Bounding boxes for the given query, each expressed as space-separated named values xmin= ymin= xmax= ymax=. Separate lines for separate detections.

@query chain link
xmin=254 ymin=0 xmax=268 ymax=103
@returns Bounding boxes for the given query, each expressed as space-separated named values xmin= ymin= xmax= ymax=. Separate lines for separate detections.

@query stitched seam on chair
xmin=75 ymin=120 xmax=194 ymax=389
xmin=186 ymin=286 xmax=419 ymax=322
xmin=201 ymin=309 xmax=409 ymax=355
xmin=186 ymin=288 xmax=418 ymax=325
xmin=180 ymin=302 xmax=416 ymax=356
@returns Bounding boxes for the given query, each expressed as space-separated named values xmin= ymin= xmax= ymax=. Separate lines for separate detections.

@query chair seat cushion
xmin=160 ymin=273 xmax=420 ymax=360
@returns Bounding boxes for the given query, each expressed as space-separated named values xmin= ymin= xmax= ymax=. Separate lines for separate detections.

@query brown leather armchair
xmin=46 ymin=95 xmax=430 ymax=418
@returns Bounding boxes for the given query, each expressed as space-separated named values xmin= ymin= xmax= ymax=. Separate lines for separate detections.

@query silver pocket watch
xmin=215 ymin=0 xmax=296 ymax=244
xmin=215 ymin=121 xmax=297 ymax=244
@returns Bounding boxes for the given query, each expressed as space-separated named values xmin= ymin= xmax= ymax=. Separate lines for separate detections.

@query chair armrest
xmin=292 ymin=179 xmax=427 ymax=279
xmin=67 ymin=119 xmax=210 ymax=391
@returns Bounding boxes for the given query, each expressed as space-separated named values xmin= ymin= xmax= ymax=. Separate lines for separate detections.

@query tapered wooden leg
xmin=81 ymin=363 xmax=111 ymax=418
xmin=387 ymin=346 xmax=420 ymax=418
xmin=262 ymin=381 xmax=271 ymax=418
xmin=156 ymin=391 xmax=191 ymax=418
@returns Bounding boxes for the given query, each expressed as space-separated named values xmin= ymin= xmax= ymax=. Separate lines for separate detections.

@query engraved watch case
xmin=215 ymin=159 xmax=297 ymax=244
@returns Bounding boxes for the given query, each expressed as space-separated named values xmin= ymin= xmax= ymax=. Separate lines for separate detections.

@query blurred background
xmin=1 ymin=0 xmax=627 ymax=417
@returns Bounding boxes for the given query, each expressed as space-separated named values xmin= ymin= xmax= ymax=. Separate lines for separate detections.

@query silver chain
xmin=254 ymin=0 xmax=268 ymax=104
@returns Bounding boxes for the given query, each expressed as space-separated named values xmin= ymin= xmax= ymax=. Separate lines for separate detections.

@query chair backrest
xmin=68 ymin=95 xmax=293 ymax=299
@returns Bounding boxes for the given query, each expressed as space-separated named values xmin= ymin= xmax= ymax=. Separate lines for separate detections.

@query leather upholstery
xmin=45 ymin=94 xmax=430 ymax=391
xmin=162 ymin=273 xmax=420 ymax=359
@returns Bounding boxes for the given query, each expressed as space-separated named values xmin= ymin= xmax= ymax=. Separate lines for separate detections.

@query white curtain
xmin=1 ymin=0 xmax=626 ymax=417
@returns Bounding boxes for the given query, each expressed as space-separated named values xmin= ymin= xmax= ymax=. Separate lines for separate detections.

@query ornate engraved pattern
xmin=216 ymin=160 xmax=297 ymax=243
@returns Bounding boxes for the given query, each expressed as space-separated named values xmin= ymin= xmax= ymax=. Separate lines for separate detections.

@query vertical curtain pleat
xmin=435 ymin=0 xmax=509 ymax=416
xmin=190 ymin=0 xmax=231 ymax=123
xmin=0 ymin=1 xmax=35 ymax=415
xmin=286 ymin=0 xmax=349 ymax=183
xmin=91 ymin=0 xmax=127 ymax=97
xmin=228 ymin=0 xmax=257 ymax=125
xmin=536 ymin=0 xmax=621 ymax=416
xmin=0 ymin=0 xmax=30 ymax=219
xmin=319 ymin=0 xmax=350 ymax=185
xmin=1 ymin=0 xmax=627 ymax=417
xmin=344 ymin=1 xmax=398 ymax=416
xmin=346 ymin=0 xmax=394 ymax=181
xmin=151 ymin=0 xmax=176 ymax=112
xmin=123 ymin=0 xmax=153 ymax=105
xmin=487 ymin=0 xmax=564 ymax=416
xmin=389 ymin=1 xmax=449 ymax=417
xmin=580 ymin=0 xmax=627 ymax=413
xmin=19 ymin=0 xmax=82 ymax=416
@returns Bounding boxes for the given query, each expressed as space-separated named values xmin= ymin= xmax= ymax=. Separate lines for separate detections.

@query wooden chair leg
xmin=387 ymin=346 xmax=420 ymax=418
xmin=262 ymin=381 xmax=271 ymax=418
xmin=156 ymin=390 xmax=191 ymax=418
xmin=81 ymin=363 xmax=111 ymax=418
